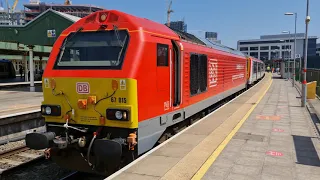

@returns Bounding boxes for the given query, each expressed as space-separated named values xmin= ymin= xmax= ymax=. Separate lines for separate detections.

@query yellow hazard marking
xmin=191 ymin=77 xmax=273 ymax=180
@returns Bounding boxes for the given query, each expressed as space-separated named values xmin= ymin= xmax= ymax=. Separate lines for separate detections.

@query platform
xmin=0 ymin=81 xmax=42 ymax=89
xmin=0 ymin=86 xmax=43 ymax=118
xmin=107 ymin=74 xmax=320 ymax=180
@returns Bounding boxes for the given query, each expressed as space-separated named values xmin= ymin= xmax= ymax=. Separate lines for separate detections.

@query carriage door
xmin=171 ymin=40 xmax=181 ymax=107
xmin=156 ymin=43 xmax=171 ymax=111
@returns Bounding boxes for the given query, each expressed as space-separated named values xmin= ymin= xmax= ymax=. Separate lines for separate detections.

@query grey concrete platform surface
xmin=107 ymin=74 xmax=273 ymax=180
xmin=202 ymin=75 xmax=320 ymax=180
xmin=0 ymin=87 xmax=43 ymax=117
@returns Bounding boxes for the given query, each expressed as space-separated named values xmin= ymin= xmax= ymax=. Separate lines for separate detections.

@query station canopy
xmin=0 ymin=9 xmax=81 ymax=47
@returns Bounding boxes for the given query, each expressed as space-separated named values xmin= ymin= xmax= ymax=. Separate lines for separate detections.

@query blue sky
xmin=16 ymin=0 xmax=320 ymax=48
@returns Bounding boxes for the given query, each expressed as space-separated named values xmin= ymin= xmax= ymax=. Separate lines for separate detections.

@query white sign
xmin=209 ymin=59 xmax=218 ymax=87
xmin=44 ymin=78 xmax=49 ymax=88
xmin=76 ymin=82 xmax=90 ymax=94
xmin=164 ymin=101 xmax=169 ymax=111
xmin=232 ymin=74 xmax=245 ymax=81
xmin=236 ymin=64 xmax=245 ymax=70
xmin=120 ymin=79 xmax=126 ymax=90
xmin=47 ymin=30 xmax=56 ymax=38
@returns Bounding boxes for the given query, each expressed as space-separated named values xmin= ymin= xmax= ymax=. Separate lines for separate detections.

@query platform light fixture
xmin=285 ymin=12 xmax=297 ymax=88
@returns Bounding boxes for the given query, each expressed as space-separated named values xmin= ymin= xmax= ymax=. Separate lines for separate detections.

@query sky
xmin=15 ymin=0 xmax=320 ymax=49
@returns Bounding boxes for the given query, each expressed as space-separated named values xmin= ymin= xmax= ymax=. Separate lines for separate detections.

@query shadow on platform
xmin=293 ymin=135 xmax=320 ymax=167
xmin=272 ymin=76 xmax=282 ymax=79
xmin=0 ymin=77 xmax=26 ymax=83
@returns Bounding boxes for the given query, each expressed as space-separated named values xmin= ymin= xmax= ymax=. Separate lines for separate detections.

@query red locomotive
xmin=25 ymin=9 xmax=265 ymax=175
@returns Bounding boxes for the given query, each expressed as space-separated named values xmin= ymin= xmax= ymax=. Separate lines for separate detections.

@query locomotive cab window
xmin=54 ymin=30 xmax=129 ymax=69
xmin=157 ymin=44 xmax=169 ymax=66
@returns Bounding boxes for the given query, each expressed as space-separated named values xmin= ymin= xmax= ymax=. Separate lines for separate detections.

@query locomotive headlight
xmin=45 ymin=107 xmax=52 ymax=115
xmin=100 ymin=14 xmax=107 ymax=21
xmin=115 ymin=111 xmax=123 ymax=120
xmin=106 ymin=109 xmax=129 ymax=121
xmin=123 ymin=111 xmax=127 ymax=120
xmin=41 ymin=105 xmax=61 ymax=116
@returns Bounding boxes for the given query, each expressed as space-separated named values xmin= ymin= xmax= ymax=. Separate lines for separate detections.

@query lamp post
xmin=285 ymin=12 xmax=297 ymax=87
xmin=282 ymin=31 xmax=291 ymax=80
xmin=302 ymin=0 xmax=311 ymax=107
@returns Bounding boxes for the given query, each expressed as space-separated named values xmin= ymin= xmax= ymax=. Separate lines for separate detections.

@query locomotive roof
xmin=78 ymin=10 xmax=249 ymax=58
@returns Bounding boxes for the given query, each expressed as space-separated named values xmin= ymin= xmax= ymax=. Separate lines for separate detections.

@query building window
xmin=260 ymin=52 xmax=269 ymax=60
xmin=271 ymin=46 xmax=280 ymax=50
xmin=282 ymin=51 xmax=291 ymax=59
xmin=250 ymin=52 xmax=258 ymax=58
xmin=271 ymin=51 xmax=280 ymax=59
xmin=282 ymin=45 xmax=291 ymax=49
xmin=239 ymin=40 xmax=294 ymax=45
xmin=260 ymin=46 xmax=269 ymax=50
xmin=250 ymin=47 xmax=258 ymax=51
xmin=240 ymin=47 xmax=248 ymax=51
xmin=190 ymin=53 xmax=208 ymax=96
xmin=157 ymin=44 xmax=169 ymax=66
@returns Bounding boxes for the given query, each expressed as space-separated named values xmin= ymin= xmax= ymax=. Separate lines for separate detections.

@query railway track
xmin=0 ymin=140 xmax=44 ymax=174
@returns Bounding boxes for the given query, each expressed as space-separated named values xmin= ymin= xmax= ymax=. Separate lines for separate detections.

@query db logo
xmin=76 ymin=82 xmax=90 ymax=94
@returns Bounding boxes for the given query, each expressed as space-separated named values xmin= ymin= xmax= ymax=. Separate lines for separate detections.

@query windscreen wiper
xmin=112 ymin=25 xmax=124 ymax=48
xmin=60 ymin=26 xmax=83 ymax=50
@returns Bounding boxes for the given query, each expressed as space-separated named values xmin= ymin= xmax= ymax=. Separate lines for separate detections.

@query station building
xmin=0 ymin=1 xmax=104 ymax=75
xmin=237 ymin=33 xmax=318 ymax=61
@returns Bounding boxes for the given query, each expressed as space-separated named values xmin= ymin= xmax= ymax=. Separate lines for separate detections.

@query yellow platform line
xmin=191 ymin=77 xmax=273 ymax=180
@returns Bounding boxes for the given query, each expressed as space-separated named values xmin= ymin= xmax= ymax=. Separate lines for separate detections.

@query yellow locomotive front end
xmin=41 ymin=77 xmax=138 ymax=129
xmin=26 ymin=77 xmax=139 ymax=175
xmin=24 ymin=11 xmax=142 ymax=174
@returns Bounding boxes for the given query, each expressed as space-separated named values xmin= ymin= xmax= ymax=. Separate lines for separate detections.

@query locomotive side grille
xmin=199 ymin=55 xmax=208 ymax=92
xmin=190 ymin=54 xmax=198 ymax=95
xmin=190 ymin=54 xmax=208 ymax=96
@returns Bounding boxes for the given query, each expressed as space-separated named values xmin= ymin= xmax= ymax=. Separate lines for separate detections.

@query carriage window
xmin=0 ymin=63 xmax=4 ymax=72
xmin=157 ymin=44 xmax=169 ymax=66
xmin=253 ymin=62 xmax=257 ymax=73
